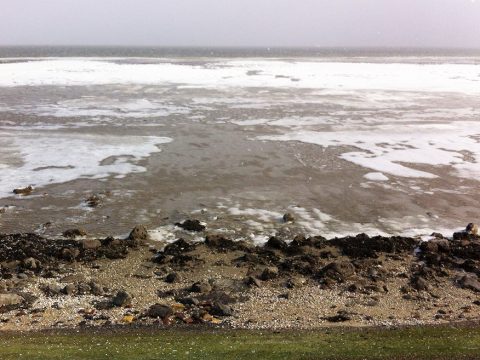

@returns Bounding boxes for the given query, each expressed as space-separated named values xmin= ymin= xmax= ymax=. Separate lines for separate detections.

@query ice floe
xmin=0 ymin=131 xmax=172 ymax=198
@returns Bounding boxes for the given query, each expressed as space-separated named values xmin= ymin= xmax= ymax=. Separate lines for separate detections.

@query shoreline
xmin=1 ymin=221 xmax=479 ymax=332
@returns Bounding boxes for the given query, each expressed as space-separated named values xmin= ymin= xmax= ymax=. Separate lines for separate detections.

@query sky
xmin=1 ymin=0 xmax=479 ymax=48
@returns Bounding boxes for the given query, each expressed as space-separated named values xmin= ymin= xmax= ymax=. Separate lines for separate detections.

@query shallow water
xmin=1 ymin=47 xmax=479 ymax=239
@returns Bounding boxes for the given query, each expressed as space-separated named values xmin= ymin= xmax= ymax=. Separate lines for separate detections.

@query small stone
xmin=210 ymin=302 xmax=233 ymax=317
xmin=13 ymin=185 xmax=33 ymax=196
xmin=85 ymin=194 xmax=101 ymax=208
xmin=412 ymin=276 xmax=429 ymax=291
xmin=175 ymin=219 xmax=205 ymax=232
xmin=42 ymin=284 xmax=62 ymax=297
xmin=127 ymin=225 xmax=149 ymax=246
xmin=147 ymin=304 xmax=173 ymax=319
xmin=122 ymin=314 xmax=135 ymax=323
xmin=177 ymin=297 xmax=200 ymax=306
xmin=76 ymin=283 xmax=91 ymax=295
xmin=61 ymin=247 xmax=80 ymax=261
xmin=260 ymin=267 xmax=279 ymax=281
xmin=112 ymin=290 xmax=132 ymax=307
xmin=63 ymin=228 xmax=87 ymax=239
xmin=89 ymin=282 xmax=104 ymax=296
xmin=466 ymin=223 xmax=479 ymax=235
xmin=245 ymin=276 xmax=262 ymax=288
xmin=63 ymin=284 xmax=76 ymax=296
xmin=459 ymin=274 xmax=480 ymax=292
xmin=285 ymin=277 xmax=306 ymax=289
xmin=81 ymin=239 xmax=102 ymax=250
xmin=283 ymin=213 xmax=295 ymax=223
xmin=165 ymin=272 xmax=181 ymax=284
xmin=190 ymin=281 xmax=212 ymax=293
xmin=265 ymin=237 xmax=287 ymax=250
xmin=22 ymin=257 xmax=40 ymax=270
xmin=17 ymin=273 xmax=28 ymax=280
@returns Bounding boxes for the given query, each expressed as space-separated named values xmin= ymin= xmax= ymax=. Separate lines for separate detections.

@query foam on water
xmin=0 ymin=131 xmax=172 ymax=198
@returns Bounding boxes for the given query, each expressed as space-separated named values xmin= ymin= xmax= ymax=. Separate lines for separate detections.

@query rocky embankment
xmin=1 ymin=222 xmax=480 ymax=330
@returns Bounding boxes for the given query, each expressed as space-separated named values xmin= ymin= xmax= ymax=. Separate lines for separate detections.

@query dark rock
xmin=81 ymin=239 xmax=101 ymax=250
xmin=325 ymin=311 xmax=352 ymax=322
xmin=63 ymin=228 xmax=87 ymax=239
xmin=147 ymin=304 xmax=173 ymax=319
xmin=13 ymin=186 xmax=33 ymax=196
xmin=85 ymin=194 xmax=101 ymax=208
xmin=260 ymin=266 xmax=279 ymax=281
xmin=190 ymin=281 xmax=212 ymax=293
xmin=265 ymin=237 xmax=287 ymax=250
xmin=283 ymin=213 xmax=295 ymax=223
xmin=319 ymin=261 xmax=355 ymax=282
xmin=210 ymin=302 xmax=233 ymax=317
xmin=459 ymin=274 xmax=480 ymax=292
xmin=245 ymin=276 xmax=262 ymax=288
xmin=76 ymin=282 xmax=91 ymax=295
xmin=17 ymin=273 xmax=28 ymax=280
xmin=205 ymin=235 xmax=244 ymax=251
xmin=165 ymin=272 xmax=181 ymax=283
xmin=330 ymin=233 xmax=417 ymax=258
xmin=285 ymin=277 xmax=305 ymax=289
xmin=89 ymin=282 xmax=104 ymax=296
xmin=466 ymin=223 xmax=478 ymax=235
xmin=175 ymin=220 xmax=205 ymax=232
xmin=453 ymin=231 xmax=479 ymax=241
xmin=62 ymin=284 xmax=76 ymax=296
xmin=112 ymin=290 xmax=132 ymax=307
xmin=41 ymin=284 xmax=62 ymax=297
xmin=61 ymin=247 xmax=80 ymax=261
xmin=127 ymin=225 xmax=149 ymax=246
xmin=94 ymin=300 xmax=113 ymax=311
xmin=177 ymin=297 xmax=200 ymax=306
xmin=162 ymin=239 xmax=193 ymax=256
xmin=22 ymin=257 xmax=40 ymax=270
xmin=411 ymin=276 xmax=429 ymax=291
xmin=235 ymin=253 xmax=260 ymax=264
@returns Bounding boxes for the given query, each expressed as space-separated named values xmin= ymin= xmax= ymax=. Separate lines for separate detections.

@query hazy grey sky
xmin=1 ymin=0 xmax=479 ymax=47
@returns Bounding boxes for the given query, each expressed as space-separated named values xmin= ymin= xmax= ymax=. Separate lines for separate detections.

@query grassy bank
xmin=1 ymin=324 xmax=480 ymax=359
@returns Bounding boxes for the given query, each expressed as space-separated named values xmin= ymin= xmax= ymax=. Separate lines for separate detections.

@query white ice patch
xmin=259 ymin=121 xmax=480 ymax=180
xmin=1 ymin=59 xmax=480 ymax=94
xmin=0 ymin=131 xmax=172 ymax=198
xmin=364 ymin=172 xmax=389 ymax=181
xmin=149 ymin=225 xmax=177 ymax=243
